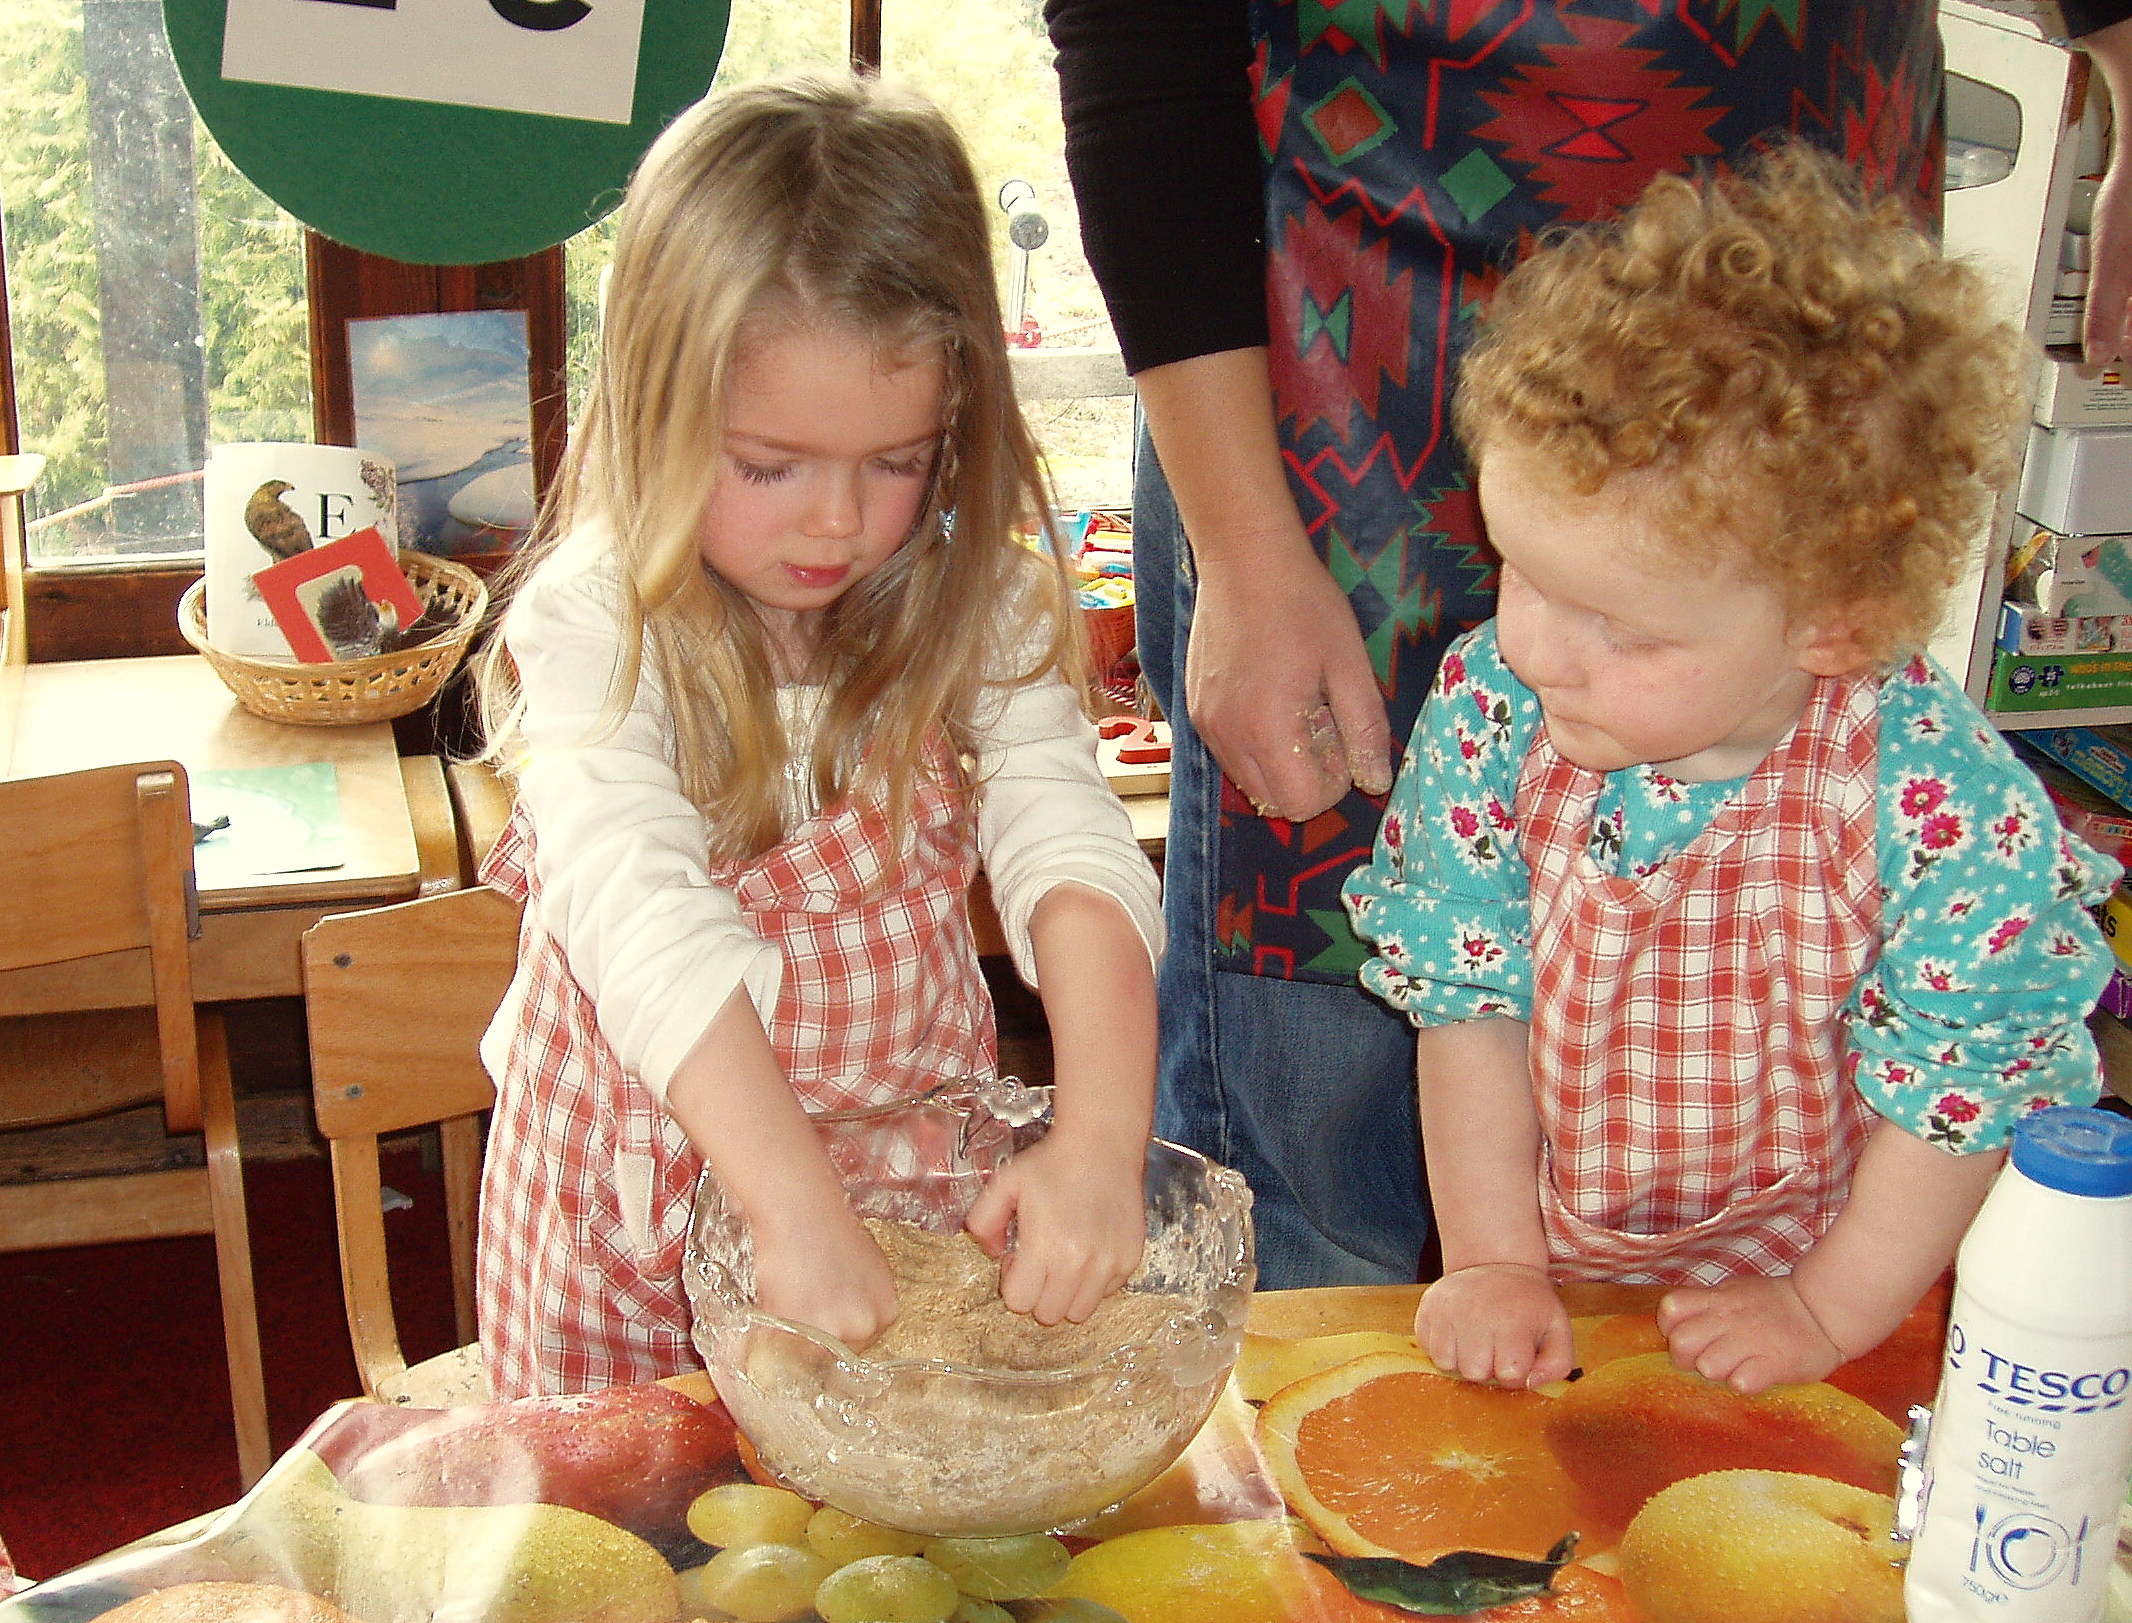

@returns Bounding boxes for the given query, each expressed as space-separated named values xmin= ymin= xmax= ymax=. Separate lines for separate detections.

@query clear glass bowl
xmin=683 ymin=1077 xmax=1256 ymax=1537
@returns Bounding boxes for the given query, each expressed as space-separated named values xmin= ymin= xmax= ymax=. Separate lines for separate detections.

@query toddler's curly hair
xmin=1454 ymin=143 xmax=2029 ymax=664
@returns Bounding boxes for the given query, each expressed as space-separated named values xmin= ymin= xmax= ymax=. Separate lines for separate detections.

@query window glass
xmin=562 ymin=3 xmax=1134 ymax=513
xmin=1 ymin=0 xmax=311 ymax=564
xmin=885 ymin=0 xmax=1131 ymax=510
xmin=563 ymin=0 xmax=846 ymax=415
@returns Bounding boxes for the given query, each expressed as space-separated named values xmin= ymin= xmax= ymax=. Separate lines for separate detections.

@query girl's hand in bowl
xmin=752 ymin=1203 xmax=899 ymax=1350
xmin=965 ymin=1130 xmax=1146 ymax=1327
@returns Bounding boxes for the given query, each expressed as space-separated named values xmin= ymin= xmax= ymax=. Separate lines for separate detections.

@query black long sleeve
xmin=1044 ymin=0 xmax=1268 ymax=373
xmin=2064 ymin=0 xmax=2132 ymax=36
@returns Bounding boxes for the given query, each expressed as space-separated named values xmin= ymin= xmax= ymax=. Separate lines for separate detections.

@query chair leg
xmin=438 ymin=1113 xmax=484 ymax=1350
xmin=330 ymin=1135 xmax=409 ymax=1398
xmin=198 ymin=1010 xmax=271 ymax=1487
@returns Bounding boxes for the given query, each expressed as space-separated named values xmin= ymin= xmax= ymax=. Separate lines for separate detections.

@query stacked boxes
xmin=1988 ymin=177 xmax=2132 ymax=713
xmin=2015 ymin=727 xmax=2132 ymax=1016
xmin=1993 ymin=425 xmax=2132 ymax=710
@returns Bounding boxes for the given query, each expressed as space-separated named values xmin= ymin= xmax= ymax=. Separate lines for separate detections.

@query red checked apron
xmin=475 ymin=765 xmax=996 ymax=1397
xmin=1515 ymin=674 xmax=1882 ymax=1286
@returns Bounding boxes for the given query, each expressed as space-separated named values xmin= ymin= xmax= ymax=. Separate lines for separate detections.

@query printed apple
xmin=1541 ymin=1352 xmax=1901 ymax=1537
xmin=1618 ymin=1468 xmax=1903 ymax=1623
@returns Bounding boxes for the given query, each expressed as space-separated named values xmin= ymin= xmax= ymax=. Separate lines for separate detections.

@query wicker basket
xmin=179 ymin=550 xmax=489 ymax=727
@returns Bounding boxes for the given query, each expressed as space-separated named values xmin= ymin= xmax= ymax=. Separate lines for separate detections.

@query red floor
xmin=0 ymin=1148 xmax=456 ymax=1580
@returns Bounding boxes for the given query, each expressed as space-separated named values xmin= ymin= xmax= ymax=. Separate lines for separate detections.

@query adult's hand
xmin=2081 ymin=17 xmax=2132 ymax=366
xmin=1188 ymin=537 xmax=1391 ymax=820
xmin=1135 ymin=348 xmax=1393 ymax=822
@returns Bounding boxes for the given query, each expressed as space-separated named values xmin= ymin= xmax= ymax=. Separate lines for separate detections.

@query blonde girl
xmin=1345 ymin=146 xmax=2117 ymax=1396
xmin=473 ymin=74 xmax=1162 ymax=1398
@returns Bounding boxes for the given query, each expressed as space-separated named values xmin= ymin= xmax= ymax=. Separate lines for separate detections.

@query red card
xmin=252 ymin=526 xmax=425 ymax=664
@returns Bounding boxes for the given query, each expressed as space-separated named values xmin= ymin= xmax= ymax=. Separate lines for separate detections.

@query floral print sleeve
xmin=1342 ymin=623 xmax=1540 ymax=1025
xmin=1847 ymin=657 xmax=2120 ymax=1153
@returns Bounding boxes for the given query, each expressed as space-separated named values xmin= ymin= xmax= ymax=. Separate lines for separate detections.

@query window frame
xmin=13 ymin=0 xmax=895 ymax=663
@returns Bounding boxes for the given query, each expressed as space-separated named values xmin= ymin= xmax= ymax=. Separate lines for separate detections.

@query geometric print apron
xmin=1221 ymin=0 xmax=1940 ymax=981
xmin=475 ymin=764 xmax=996 ymax=1397
xmin=1515 ymin=673 xmax=1881 ymax=1285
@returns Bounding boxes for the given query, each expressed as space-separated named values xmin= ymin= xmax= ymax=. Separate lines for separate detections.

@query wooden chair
xmin=445 ymin=759 xmax=514 ymax=887
xmin=0 ymin=761 xmax=270 ymax=1484
xmin=301 ymin=883 xmax=520 ymax=1405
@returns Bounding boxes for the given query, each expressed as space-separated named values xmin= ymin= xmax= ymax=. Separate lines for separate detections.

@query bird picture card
xmin=204 ymin=441 xmax=398 ymax=659
xmin=253 ymin=526 xmax=425 ymax=664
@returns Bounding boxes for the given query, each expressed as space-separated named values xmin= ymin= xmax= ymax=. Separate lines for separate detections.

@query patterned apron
xmin=475 ymin=766 xmax=997 ymax=1397
xmin=1217 ymin=0 xmax=1941 ymax=982
xmin=1514 ymin=674 xmax=1883 ymax=1285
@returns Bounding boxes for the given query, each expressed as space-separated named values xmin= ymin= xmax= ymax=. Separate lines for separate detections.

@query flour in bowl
xmin=860 ymin=1219 xmax=1175 ymax=1369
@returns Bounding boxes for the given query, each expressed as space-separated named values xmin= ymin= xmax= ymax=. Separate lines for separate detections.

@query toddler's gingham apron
xmin=475 ymin=767 xmax=996 ymax=1397
xmin=1515 ymin=674 xmax=1882 ymax=1285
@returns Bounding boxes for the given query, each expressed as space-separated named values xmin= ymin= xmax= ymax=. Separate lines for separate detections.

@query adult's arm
xmin=1138 ymin=356 xmax=1394 ymax=815
xmin=1044 ymin=0 xmax=1264 ymax=371
xmin=2065 ymin=4 xmax=2132 ymax=362
xmin=1047 ymin=0 xmax=1392 ymax=817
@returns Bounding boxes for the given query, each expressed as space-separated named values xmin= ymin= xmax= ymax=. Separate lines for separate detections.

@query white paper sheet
xmin=221 ymin=0 xmax=647 ymax=127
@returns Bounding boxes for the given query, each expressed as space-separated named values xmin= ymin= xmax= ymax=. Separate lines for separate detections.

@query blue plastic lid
xmin=2010 ymin=1106 xmax=2132 ymax=1198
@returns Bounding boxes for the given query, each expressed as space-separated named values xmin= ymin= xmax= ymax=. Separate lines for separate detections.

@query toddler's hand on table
xmin=751 ymin=1207 xmax=899 ymax=1352
xmin=965 ymin=1132 xmax=1146 ymax=1328
xmin=1657 ymin=1275 xmax=1845 ymax=1395
xmin=1417 ymin=1263 xmax=1574 ymax=1389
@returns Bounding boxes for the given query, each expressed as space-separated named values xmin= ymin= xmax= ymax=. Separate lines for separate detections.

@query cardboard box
xmin=1996 ymin=600 xmax=2123 ymax=654
xmin=2100 ymin=965 xmax=2132 ymax=1019
xmin=2017 ymin=423 xmax=2132 ymax=536
xmin=2063 ymin=795 xmax=2132 ymax=866
xmin=2059 ymin=537 xmax=2132 ymax=617
xmin=2022 ymin=722 xmax=2132 ymax=808
xmin=2010 ymin=735 xmax=2132 ymax=864
xmin=1987 ymin=649 xmax=2132 ymax=711
xmin=2046 ymin=296 xmax=2085 ymax=348
xmin=2000 ymin=525 xmax=2132 ymax=616
xmin=2033 ymin=348 xmax=2132 ymax=428
xmin=2102 ymin=887 xmax=2132 ymax=974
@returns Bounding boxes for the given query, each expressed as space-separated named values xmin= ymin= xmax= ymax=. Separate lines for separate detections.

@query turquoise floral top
xmin=1342 ymin=624 xmax=2119 ymax=1154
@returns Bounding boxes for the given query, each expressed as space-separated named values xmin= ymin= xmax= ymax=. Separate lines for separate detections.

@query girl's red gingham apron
xmin=1514 ymin=674 xmax=1882 ymax=1285
xmin=475 ymin=765 xmax=996 ymax=1397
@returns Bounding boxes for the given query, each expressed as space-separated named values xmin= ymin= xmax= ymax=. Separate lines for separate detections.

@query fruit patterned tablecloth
xmin=5 ymin=1283 xmax=2129 ymax=1623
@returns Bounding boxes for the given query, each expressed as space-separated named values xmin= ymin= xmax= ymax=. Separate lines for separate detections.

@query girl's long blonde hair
xmin=477 ymin=74 xmax=1082 ymax=862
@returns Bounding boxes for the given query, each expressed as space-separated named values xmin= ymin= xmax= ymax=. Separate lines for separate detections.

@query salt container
xmin=1904 ymin=1105 xmax=2132 ymax=1622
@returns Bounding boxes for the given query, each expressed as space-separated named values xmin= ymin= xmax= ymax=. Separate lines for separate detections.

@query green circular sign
xmin=165 ymin=0 xmax=727 ymax=264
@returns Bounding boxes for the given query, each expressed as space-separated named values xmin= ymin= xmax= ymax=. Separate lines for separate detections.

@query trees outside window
xmin=563 ymin=0 xmax=1133 ymax=513
xmin=8 ymin=0 xmax=1127 ymax=577
xmin=2 ymin=0 xmax=309 ymax=565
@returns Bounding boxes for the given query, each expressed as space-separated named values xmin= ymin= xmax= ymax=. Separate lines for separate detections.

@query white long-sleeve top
xmin=497 ymin=526 xmax=1165 ymax=1104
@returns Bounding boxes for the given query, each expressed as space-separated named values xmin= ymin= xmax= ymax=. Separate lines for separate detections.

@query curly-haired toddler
xmin=1344 ymin=145 xmax=2119 ymax=1394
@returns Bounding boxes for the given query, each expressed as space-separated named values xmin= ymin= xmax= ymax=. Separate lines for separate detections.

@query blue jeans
xmin=1135 ymin=427 xmax=1427 ymax=1290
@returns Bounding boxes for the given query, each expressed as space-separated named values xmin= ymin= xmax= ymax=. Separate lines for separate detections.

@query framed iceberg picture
xmin=348 ymin=308 xmax=539 ymax=560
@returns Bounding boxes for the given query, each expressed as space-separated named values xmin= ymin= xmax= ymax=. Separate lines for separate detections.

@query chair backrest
xmin=0 ymin=762 xmax=202 ymax=1131
xmin=302 ymin=883 xmax=519 ymax=1395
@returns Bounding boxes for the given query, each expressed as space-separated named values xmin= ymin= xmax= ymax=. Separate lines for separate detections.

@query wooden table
xmin=0 ymin=655 xmax=440 ymax=1010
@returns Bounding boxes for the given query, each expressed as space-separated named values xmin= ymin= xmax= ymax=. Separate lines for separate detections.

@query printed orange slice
xmin=1257 ymin=1351 xmax=1582 ymax=1564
